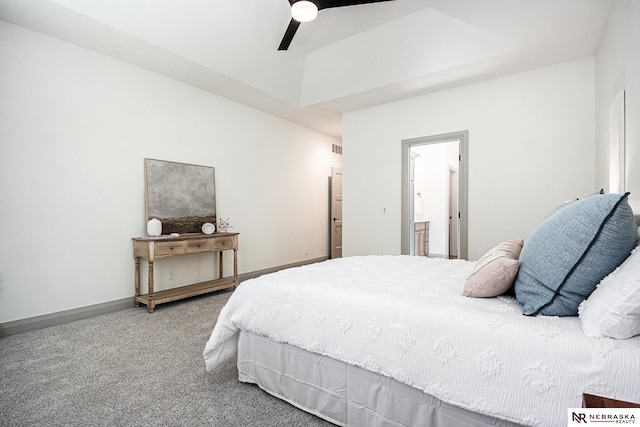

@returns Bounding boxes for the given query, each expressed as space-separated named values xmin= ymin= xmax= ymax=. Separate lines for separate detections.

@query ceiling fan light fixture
xmin=291 ymin=1 xmax=318 ymax=23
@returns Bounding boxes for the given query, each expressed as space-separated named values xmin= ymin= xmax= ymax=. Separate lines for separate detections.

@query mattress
xmin=238 ymin=331 xmax=523 ymax=427
xmin=204 ymin=255 xmax=640 ymax=426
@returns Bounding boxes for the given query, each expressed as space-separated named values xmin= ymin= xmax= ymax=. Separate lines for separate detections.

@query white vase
xmin=147 ymin=218 xmax=162 ymax=237
xmin=201 ymin=222 xmax=216 ymax=235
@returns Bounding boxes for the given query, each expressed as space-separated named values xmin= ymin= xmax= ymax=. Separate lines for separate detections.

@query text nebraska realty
xmin=573 ymin=412 xmax=636 ymax=424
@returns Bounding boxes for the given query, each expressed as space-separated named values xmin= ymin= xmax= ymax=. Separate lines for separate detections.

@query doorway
xmin=401 ymin=131 xmax=468 ymax=260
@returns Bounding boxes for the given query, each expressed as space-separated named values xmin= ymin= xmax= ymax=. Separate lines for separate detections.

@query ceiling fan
xmin=279 ymin=0 xmax=395 ymax=51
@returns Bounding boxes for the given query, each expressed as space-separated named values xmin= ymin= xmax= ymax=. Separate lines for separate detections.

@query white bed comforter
xmin=204 ymin=256 xmax=640 ymax=426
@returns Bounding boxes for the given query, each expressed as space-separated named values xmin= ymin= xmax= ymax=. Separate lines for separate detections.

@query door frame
xmin=400 ymin=131 xmax=469 ymax=259
xmin=330 ymin=167 xmax=343 ymax=259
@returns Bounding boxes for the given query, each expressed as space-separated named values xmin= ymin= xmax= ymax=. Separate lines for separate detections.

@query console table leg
xmin=233 ymin=249 xmax=238 ymax=288
xmin=148 ymin=260 xmax=155 ymax=313
xmin=134 ymin=258 xmax=140 ymax=308
xmin=218 ymin=251 xmax=224 ymax=279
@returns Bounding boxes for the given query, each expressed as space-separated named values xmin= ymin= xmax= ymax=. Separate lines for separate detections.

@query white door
xmin=330 ymin=167 xmax=343 ymax=259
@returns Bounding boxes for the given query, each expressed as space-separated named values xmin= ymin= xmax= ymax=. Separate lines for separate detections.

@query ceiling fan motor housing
xmin=291 ymin=1 xmax=319 ymax=23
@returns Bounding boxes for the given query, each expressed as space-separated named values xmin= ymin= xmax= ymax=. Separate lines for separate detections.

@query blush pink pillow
xmin=464 ymin=240 xmax=524 ymax=298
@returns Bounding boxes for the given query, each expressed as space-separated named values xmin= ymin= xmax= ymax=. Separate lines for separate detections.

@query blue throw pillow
xmin=515 ymin=192 xmax=637 ymax=316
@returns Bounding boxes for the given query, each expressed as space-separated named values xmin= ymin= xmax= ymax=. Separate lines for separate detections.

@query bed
xmin=204 ymin=255 xmax=640 ymax=426
xmin=204 ymin=193 xmax=640 ymax=426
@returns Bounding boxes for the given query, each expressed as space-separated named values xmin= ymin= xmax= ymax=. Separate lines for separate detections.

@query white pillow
xmin=579 ymin=247 xmax=640 ymax=339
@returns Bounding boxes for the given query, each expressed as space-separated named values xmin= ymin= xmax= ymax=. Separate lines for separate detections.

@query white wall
xmin=343 ymin=58 xmax=596 ymax=261
xmin=595 ymin=0 xmax=640 ymax=210
xmin=0 ymin=20 xmax=341 ymax=323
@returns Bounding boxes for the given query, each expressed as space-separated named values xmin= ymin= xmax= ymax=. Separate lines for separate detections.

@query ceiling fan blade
xmin=316 ymin=0 xmax=394 ymax=10
xmin=278 ymin=18 xmax=301 ymax=51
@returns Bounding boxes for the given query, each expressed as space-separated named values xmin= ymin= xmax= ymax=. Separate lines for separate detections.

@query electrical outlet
xmin=305 ymin=247 xmax=309 ymax=255
xmin=168 ymin=269 xmax=175 ymax=280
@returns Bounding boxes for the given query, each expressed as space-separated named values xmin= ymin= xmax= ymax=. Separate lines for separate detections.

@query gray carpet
xmin=0 ymin=290 xmax=334 ymax=426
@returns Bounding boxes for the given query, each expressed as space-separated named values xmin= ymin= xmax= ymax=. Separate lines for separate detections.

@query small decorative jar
xmin=147 ymin=218 xmax=162 ymax=237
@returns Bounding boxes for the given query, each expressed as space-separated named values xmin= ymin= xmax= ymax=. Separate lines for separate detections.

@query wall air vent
xmin=332 ymin=144 xmax=343 ymax=155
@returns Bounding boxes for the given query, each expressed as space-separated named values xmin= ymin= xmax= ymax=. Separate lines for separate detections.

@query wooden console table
xmin=132 ymin=233 xmax=239 ymax=312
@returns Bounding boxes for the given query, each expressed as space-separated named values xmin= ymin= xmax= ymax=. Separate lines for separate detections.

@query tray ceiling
xmin=0 ymin=0 xmax=613 ymax=137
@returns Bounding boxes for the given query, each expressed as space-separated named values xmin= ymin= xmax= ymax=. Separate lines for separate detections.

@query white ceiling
xmin=0 ymin=0 xmax=613 ymax=137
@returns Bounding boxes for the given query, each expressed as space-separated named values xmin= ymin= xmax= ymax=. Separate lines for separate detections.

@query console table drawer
xmin=156 ymin=241 xmax=186 ymax=256
xmin=211 ymin=236 xmax=236 ymax=250
xmin=186 ymin=239 xmax=211 ymax=253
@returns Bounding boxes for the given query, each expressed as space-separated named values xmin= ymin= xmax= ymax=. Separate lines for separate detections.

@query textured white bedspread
xmin=204 ymin=256 xmax=640 ymax=426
